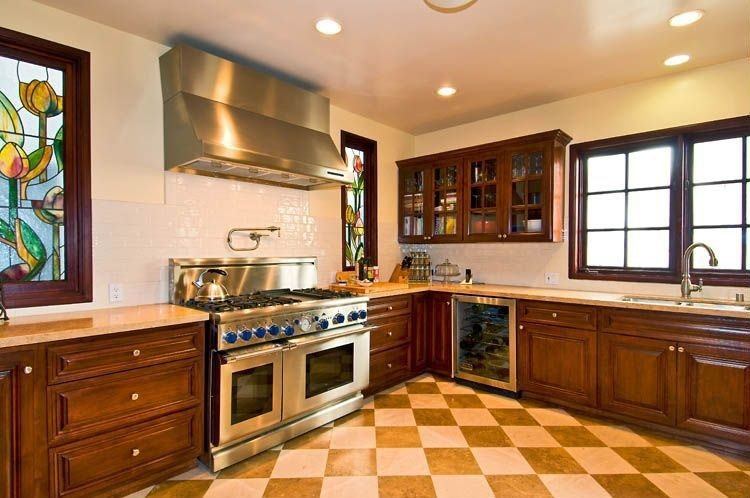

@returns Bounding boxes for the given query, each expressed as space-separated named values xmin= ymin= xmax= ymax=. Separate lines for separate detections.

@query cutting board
xmin=330 ymin=281 xmax=410 ymax=294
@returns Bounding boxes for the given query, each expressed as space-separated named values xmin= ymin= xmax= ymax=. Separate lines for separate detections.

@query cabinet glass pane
xmin=587 ymin=231 xmax=624 ymax=267
xmin=483 ymin=212 xmax=496 ymax=233
xmin=627 ymin=230 xmax=669 ymax=268
xmin=433 ymin=191 xmax=442 ymax=212
xmin=446 ymin=214 xmax=457 ymax=235
xmin=446 ymin=166 xmax=457 ymax=187
xmin=434 ymin=215 xmax=444 ymax=235
xmin=483 ymin=185 xmax=496 ymax=208
xmin=629 ymin=146 xmax=672 ymax=189
xmin=413 ymin=215 xmax=424 ymax=236
xmin=511 ymin=210 xmax=527 ymax=233
xmin=527 ymin=179 xmax=542 ymax=205
xmin=471 ymin=187 xmax=481 ymax=209
xmin=445 ymin=190 xmax=458 ymax=212
xmin=512 ymin=182 xmax=525 ymax=206
xmin=692 ymin=183 xmax=741 ymax=226
xmin=485 ymin=160 xmax=497 ymax=182
xmin=587 ymin=154 xmax=625 ymax=193
xmin=627 ymin=189 xmax=670 ymax=228
xmin=471 ymin=162 xmax=483 ymax=184
xmin=693 ymin=138 xmax=743 ymax=183
xmin=692 ymin=228 xmax=742 ymax=269
xmin=587 ymin=193 xmax=625 ymax=229
xmin=511 ymin=154 xmax=527 ymax=179
xmin=469 ymin=211 xmax=483 ymax=234
xmin=529 ymin=151 xmax=543 ymax=175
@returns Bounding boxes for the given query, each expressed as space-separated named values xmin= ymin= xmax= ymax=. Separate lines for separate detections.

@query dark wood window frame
xmin=340 ymin=130 xmax=378 ymax=271
xmin=0 ymin=27 xmax=92 ymax=308
xmin=569 ymin=116 xmax=750 ymax=287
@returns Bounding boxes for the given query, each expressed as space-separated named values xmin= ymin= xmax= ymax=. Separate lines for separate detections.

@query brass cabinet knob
xmin=387 ymin=363 xmax=392 ymax=369
xmin=669 ymin=346 xmax=675 ymax=351
xmin=519 ymin=325 xmax=524 ymax=330
xmin=131 ymin=393 xmax=139 ymax=401
xmin=503 ymin=234 xmax=508 ymax=239
xmin=132 ymin=349 xmax=141 ymax=357
xmin=132 ymin=449 xmax=140 ymax=457
xmin=387 ymin=331 xmax=393 ymax=337
xmin=387 ymin=306 xmax=393 ymax=311
xmin=552 ymin=312 xmax=558 ymax=318
xmin=678 ymin=347 xmax=685 ymax=353
xmin=23 ymin=366 xmax=33 ymax=375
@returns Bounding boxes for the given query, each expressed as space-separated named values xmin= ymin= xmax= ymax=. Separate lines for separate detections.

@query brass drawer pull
xmin=678 ymin=347 xmax=685 ymax=353
xmin=551 ymin=312 xmax=558 ymax=318
xmin=132 ymin=349 xmax=141 ymax=357
xmin=387 ymin=363 xmax=393 ymax=369
xmin=387 ymin=306 xmax=393 ymax=311
xmin=131 ymin=393 xmax=139 ymax=401
xmin=669 ymin=346 xmax=675 ymax=351
xmin=132 ymin=448 xmax=140 ymax=457
xmin=387 ymin=331 xmax=393 ymax=337
xmin=519 ymin=325 xmax=524 ymax=330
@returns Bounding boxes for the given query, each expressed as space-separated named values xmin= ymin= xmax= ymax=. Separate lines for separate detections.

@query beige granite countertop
xmin=0 ymin=304 xmax=209 ymax=349
xmin=336 ymin=283 xmax=750 ymax=319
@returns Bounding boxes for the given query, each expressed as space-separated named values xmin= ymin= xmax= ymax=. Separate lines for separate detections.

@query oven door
xmin=282 ymin=324 xmax=372 ymax=420
xmin=215 ymin=342 xmax=283 ymax=446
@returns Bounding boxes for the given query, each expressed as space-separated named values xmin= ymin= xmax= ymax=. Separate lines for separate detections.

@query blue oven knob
xmin=223 ymin=331 xmax=238 ymax=344
xmin=254 ymin=327 xmax=267 ymax=338
xmin=333 ymin=313 xmax=345 ymax=324
xmin=348 ymin=311 xmax=359 ymax=322
xmin=283 ymin=325 xmax=295 ymax=336
xmin=238 ymin=328 xmax=253 ymax=341
xmin=358 ymin=310 xmax=368 ymax=320
xmin=319 ymin=318 xmax=330 ymax=330
xmin=268 ymin=324 xmax=280 ymax=336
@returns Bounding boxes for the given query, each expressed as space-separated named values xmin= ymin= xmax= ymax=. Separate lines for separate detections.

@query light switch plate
xmin=109 ymin=283 xmax=123 ymax=303
xmin=544 ymin=272 xmax=560 ymax=285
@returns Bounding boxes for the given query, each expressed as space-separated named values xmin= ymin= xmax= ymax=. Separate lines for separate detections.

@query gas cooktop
xmin=185 ymin=288 xmax=357 ymax=313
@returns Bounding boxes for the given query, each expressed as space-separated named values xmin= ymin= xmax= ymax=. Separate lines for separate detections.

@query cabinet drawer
xmin=370 ymin=344 xmax=410 ymax=388
xmin=368 ymin=295 xmax=411 ymax=319
xmin=50 ymin=409 xmax=201 ymax=498
xmin=48 ymin=323 xmax=203 ymax=384
xmin=48 ymin=360 xmax=201 ymax=445
xmin=370 ymin=317 xmax=410 ymax=352
xmin=519 ymin=301 xmax=596 ymax=330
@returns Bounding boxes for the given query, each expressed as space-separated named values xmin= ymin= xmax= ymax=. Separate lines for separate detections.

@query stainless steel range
xmin=169 ymin=257 xmax=371 ymax=471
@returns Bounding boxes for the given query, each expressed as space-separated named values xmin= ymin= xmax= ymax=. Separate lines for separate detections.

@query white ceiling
xmin=38 ymin=0 xmax=749 ymax=134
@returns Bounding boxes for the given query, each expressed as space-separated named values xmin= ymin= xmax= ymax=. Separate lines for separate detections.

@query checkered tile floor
xmin=129 ymin=374 xmax=750 ymax=498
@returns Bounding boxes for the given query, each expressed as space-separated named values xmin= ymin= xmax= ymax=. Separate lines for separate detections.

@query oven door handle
xmin=222 ymin=342 xmax=285 ymax=364
xmin=285 ymin=325 xmax=375 ymax=349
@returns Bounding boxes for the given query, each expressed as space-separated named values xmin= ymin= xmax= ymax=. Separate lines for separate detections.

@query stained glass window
xmin=0 ymin=55 xmax=65 ymax=282
xmin=343 ymin=145 xmax=365 ymax=268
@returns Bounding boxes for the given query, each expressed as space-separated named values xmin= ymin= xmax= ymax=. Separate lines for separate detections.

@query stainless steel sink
xmin=621 ymin=295 xmax=750 ymax=311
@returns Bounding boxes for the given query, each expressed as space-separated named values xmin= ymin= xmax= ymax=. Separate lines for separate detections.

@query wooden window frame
xmin=569 ymin=116 xmax=750 ymax=287
xmin=0 ymin=27 xmax=92 ymax=308
xmin=340 ymin=130 xmax=378 ymax=271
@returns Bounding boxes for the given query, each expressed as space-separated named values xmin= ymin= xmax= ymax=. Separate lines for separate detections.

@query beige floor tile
xmin=330 ymin=426 xmax=376 ymax=448
xmin=125 ymin=487 xmax=153 ymax=498
xmin=376 ymin=448 xmax=430 ymax=476
xmin=271 ymin=449 xmax=328 ymax=478
xmin=146 ymin=480 xmax=212 ymax=497
xmin=658 ymin=445 xmax=739 ymax=472
xmin=378 ymin=476 xmax=437 ymax=498
xmin=325 ymin=449 xmax=377 ymax=476
xmin=376 ymin=426 xmax=422 ymax=447
xmin=566 ymin=447 xmax=639 ymax=474
xmin=432 ymin=475 xmax=494 ymax=498
xmin=334 ymin=408 xmax=375 ymax=427
xmin=527 ymin=408 xmax=581 ymax=426
xmin=425 ymin=448 xmax=482 ymax=475
xmin=539 ymin=474 xmax=611 ymax=498
xmin=216 ymin=451 xmax=279 ymax=479
xmin=263 ymin=477 xmax=323 ymax=498
xmin=375 ymin=408 xmax=417 ymax=426
xmin=362 ymin=396 xmax=375 ymax=409
xmin=645 ymin=472 xmax=726 ymax=498
xmin=593 ymin=474 xmax=669 ymax=498
xmin=586 ymin=425 xmax=651 ymax=447
xmin=471 ymin=447 xmax=535 ymax=475
xmin=203 ymin=478 xmax=267 ymax=498
xmin=477 ymin=392 xmax=523 ymax=409
xmin=437 ymin=382 xmax=475 ymax=394
xmin=380 ymin=383 xmax=409 ymax=395
xmin=485 ymin=475 xmax=552 ymax=497
xmin=450 ymin=408 xmax=499 ymax=426
xmin=168 ymin=462 xmax=216 ymax=480
xmin=409 ymin=394 xmax=450 ymax=409
xmin=696 ymin=472 xmax=750 ymax=498
xmin=418 ymin=426 xmax=469 ymax=448
xmin=503 ymin=426 xmax=560 ymax=447
xmin=320 ymin=476 xmax=379 ymax=498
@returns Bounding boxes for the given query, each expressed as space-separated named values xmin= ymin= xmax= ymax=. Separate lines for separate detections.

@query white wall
xmin=5 ymin=0 xmax=414 ymax=316
xmin=412 ymin=59 xmax=750 ymax=299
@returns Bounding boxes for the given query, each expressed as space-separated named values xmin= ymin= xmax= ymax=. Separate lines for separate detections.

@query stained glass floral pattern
xmin=0 ymin=55 xmax=64 ymax=282
xmin=343 ymin=146 xmax=365 ymax=268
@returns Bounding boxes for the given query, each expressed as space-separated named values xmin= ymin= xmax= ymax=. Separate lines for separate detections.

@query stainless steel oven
xmin=283 ymin=325 xmax=371 ymax=419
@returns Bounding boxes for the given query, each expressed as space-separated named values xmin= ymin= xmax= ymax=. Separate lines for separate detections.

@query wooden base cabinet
xmin=427 ymin=293 xmax=453 ymax=376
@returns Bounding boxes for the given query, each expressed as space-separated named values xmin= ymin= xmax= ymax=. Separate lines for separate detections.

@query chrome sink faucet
xmin=681 ymin=242 xmax=719 ymax=299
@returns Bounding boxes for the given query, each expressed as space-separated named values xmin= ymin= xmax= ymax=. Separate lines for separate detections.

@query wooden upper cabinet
xmin=397 ymin=130 xmax=571 ymax=244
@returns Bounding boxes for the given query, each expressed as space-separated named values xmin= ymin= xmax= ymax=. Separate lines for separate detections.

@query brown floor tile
xmin=146 ymin=480 xmax=213 ymax=497
xmin=518 ymin=447 xmax=586 ymax=474
xmin=334 ymin=409 xmax=375 ymax=427
xmin=283 ymin=427 xmax=332 ymax=449
xmin=216 ymin=450 xmax=278 ymax=478
xmin=376 ymin=426 xmax=422 ymax=447
xmin=613 ymin=447 xmax=688 ymax=473
xmin=485 ymin=475 xmax=552 ymax=497
xmin=628 ymin=426 xmax=688 ymax=447
xmin=489 ymin=408 xmax=539 ymax=426
xmin=374 ymin=394 xmax=412 ymax=409
xmin=460 ymin=426 xmax=513 ymax=447
xmin=593 ymin=474 xmax=669 ymax=498
xmin=696 ymin=471 xmax=750 ymax=498
xmin=263 ymin=477 xmax=323 ymax=498
xmin=424 ymin=448 xmax=482 ymax=475
xmin=717 ymin=452 xmax=750 ymax=471
xmin=517 ymin=397 xmax=553 ymax=409
xmin=378 ymin=476 xmax=437 ymax=498
xmin=406 ymin=382 xmax=441 ymax=394
xmin=568 ymin=410 xmax=611 ymax=426
xmin=325 ymin=449 xmax=377 ymax=476
xmin=413 ymin=408 xmax=457 ymax=426
xmin=546 ymin=426 xmax=606 ymax=447
xmin=444 ymin=394 xmax=485 ymax=408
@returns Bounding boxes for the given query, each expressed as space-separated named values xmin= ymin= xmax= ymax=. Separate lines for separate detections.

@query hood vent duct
xmin=159 ymin=45 xmax=352 ymax=189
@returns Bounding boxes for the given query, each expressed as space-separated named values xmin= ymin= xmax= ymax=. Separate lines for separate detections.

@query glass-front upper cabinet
xmin=399 ymin=164 xmax=428 ymax=243
xmin=464 ymin=152 xmax=501 ymax=242
xmin=430 ymin=159 xmax=463 ymax=243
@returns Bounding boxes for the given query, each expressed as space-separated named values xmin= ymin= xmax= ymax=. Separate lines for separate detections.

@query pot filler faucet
xmin=681 ymin=242 xmax=719 ymax=299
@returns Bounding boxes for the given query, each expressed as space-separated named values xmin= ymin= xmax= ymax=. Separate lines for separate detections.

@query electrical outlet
xmin=109 ymin=283 xmax=123 ymax=303
xmin=544 ymin=272 xmax=560 ymax=285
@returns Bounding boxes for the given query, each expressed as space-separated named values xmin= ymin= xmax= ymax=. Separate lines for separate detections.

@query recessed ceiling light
xmin=669 ymin=10 xmax=704 ymax=27
xmin=424 ymin=0 xmax=478 ymax=13
xmin=315 ymin=18 xmax=342 ymax=35
xmin=664 ymin=54 xmax=690 ymax=66
xmin=437 ymin=86 xmax=457 ymax=97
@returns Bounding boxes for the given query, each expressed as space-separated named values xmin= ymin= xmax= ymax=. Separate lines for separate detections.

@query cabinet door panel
xmin=428 ymin=293 xmax=453 ymax=376
xmin=519 ymin=323 xmax=597 ymax=406
xmin=677 ymin=343 xmax=750 ymax=444
xmin=464 ymin=152 xmax=502 ymax=242
xmin=599 ymin=333 xmax=676 ymax=426
xmin=398 ymin=165 xmax=429 ymax=243
xmin=430 ymin=159 xmax=463 ymax=243
xmin=411 ymin=293 xmax=428 ymax=373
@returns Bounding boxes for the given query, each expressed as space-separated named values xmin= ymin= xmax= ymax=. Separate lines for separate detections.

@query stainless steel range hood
xmin=159 ymin=45 xmax=352 ymax=189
